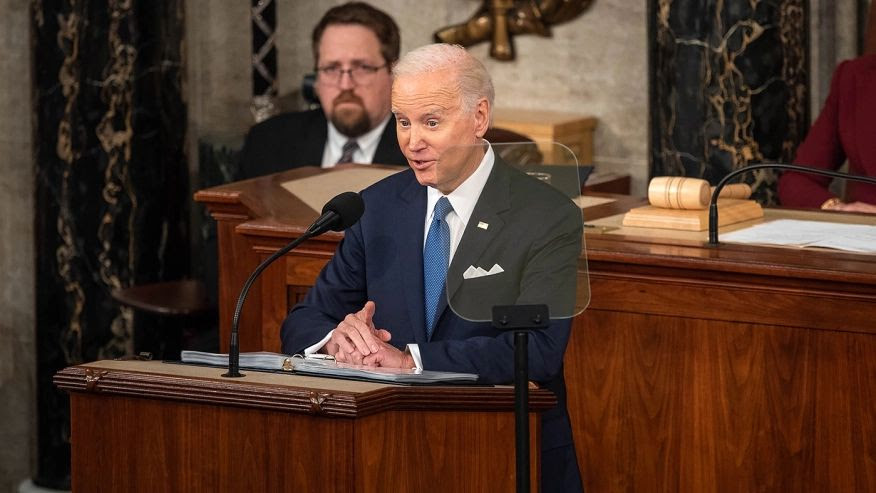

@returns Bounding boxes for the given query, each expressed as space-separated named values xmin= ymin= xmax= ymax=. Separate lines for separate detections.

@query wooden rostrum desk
xmin=195 ymin=166 xmax=876 ymax=491
xmin=56 ymin=359 xmax=550 ymax=491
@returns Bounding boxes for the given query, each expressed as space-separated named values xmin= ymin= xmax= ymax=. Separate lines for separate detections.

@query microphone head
xmin=321 ymin=191 xmax=365 ymax=231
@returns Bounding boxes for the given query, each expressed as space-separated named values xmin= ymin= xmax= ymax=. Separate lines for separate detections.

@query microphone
xmin=708 ymin=164 xmax=876 ymax=245
xmin=223 ymin=191 xmax=365 ymax=377
xmin=306 ymin=191 xmax=365 ymax=236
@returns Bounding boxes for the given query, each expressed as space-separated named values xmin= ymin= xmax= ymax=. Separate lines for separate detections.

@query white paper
xmin=289 ymin=356 xmax=479 ymax=384
xmin=181 ymin=350 xmax=292 ymax=369
xmin=180 ymin=350 xmax=479 ymax=384
xmin=280 ymin=167 xmax=402 ymax=213
xmin=572 ymin=195 xmax=615 ymax=209
xmin=720 ymin=219 xmax=876 ymax=253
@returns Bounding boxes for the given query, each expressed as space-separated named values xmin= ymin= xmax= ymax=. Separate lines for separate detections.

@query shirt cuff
xmin=304 ymin=330 xmax=334 ymax=355
xmin=406 ymin=344 xmax=423 ymax=369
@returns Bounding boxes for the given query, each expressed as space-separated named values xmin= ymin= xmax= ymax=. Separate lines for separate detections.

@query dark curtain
xmin=32 ymin=0 xmax=187 ymax=487
xmin=649 ymin=0 xmax=808 ymax=203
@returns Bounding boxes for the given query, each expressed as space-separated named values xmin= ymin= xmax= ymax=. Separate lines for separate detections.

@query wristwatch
xmin=820 ymin=197 xmax=843 ymax=210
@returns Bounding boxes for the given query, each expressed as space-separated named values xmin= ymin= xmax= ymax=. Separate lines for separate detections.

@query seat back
xmin=484 ymin=126 xmax=544 ymax=165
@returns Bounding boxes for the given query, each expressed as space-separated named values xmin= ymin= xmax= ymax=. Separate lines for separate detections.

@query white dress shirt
xmin=407 ymin=144 xmax=495 ymax=367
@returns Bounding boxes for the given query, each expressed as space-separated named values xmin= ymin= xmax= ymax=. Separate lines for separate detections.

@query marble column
xmin=31 ymin=0 xmax=187 ymax=487
xmin=650 ymin=0 xmax=808 ymax=203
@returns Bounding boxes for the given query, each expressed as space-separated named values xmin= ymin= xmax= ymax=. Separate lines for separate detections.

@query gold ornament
xmin=434 ymin=0 xmax=594 ymax=61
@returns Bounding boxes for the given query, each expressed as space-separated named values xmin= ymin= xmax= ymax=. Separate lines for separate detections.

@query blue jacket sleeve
xmin=280 ymin=222 xmax=367 ymax=354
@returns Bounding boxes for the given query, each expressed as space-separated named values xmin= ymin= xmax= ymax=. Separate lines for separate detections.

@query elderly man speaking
xmin=281 ymin=43 xmax=584 ymax=492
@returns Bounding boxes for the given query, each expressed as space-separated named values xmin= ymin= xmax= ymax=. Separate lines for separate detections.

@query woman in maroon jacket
xmin=778 ymin=54 xmax=876 ymax=213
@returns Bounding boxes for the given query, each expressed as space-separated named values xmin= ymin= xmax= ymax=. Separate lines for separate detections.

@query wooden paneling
xmin=567 ymin=311 xmax=876 ymax=491
xmin=492 ymin=108 xmax=597 ymax=164
xmin=586 ymin=268 xmax=876 ymax=334
xmin=196 ymin=169 xmax=876 ymax=491
xmin=71 ymin=394 xmax=352 ymax=492
xmin=58 ymin=360 xmax=553 ymax=491
xmin=354 ymin=411 xmax=540 ymax=492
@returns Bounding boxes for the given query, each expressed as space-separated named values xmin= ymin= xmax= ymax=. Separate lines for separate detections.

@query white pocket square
xmin=463 ymin=263 xmax=505 ymax=279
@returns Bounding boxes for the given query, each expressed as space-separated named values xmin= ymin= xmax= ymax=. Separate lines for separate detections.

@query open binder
xmin=179 ymin=350 xmax=479 ymax=385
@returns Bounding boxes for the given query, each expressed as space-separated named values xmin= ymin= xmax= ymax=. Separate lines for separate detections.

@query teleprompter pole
xmin=493 ymin=304 xmax=550 ymax=493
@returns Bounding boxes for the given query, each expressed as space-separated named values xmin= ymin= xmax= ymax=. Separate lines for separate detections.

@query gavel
xmin=648 ymin=176 xmax=751 ymax=210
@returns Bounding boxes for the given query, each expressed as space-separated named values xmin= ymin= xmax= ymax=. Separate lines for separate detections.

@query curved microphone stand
xmin=223 ymin=191 xmax=363 ymax=377
xmin=708 ymin=163 xmax=876 ymax=245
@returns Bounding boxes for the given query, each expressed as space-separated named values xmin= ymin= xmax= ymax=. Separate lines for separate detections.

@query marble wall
xmin=0 ymin=0 xmax=36 ymax=491
xmin=29 ymin=0 xmax=188 ymax=487
xmin=650 ymin=0 xmax=809 ymax=204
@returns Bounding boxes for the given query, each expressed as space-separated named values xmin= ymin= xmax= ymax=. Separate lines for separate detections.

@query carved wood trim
xmin=54 ymin=364 xmax=556 ymax=418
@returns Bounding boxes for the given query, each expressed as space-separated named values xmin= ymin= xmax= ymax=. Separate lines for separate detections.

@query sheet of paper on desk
xmin=290 ymin=356 xmax=479 ymax=384
xmin=281 ymin=167 xmax=403 ymax=213
xmin=572 ymin=195 xmax=615 ymax=209
xmin=721 ymin=219 xmax=876 ymax=253
xmin=181 ymin=350 xmax=293 ymax=369
xmin=180 ymin=350 xmax=479 ymax=384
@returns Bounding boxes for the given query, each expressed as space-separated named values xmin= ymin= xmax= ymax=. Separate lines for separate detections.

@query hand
xmin=833 ymin=201 xmax=876 ymax=214
xmin=324 ymin=301 xmax=391 ymax=361
xmin=362 ymin=340 xmax=415 ymax=369
xmin=335 ymin=349 xmax=365 ymax=365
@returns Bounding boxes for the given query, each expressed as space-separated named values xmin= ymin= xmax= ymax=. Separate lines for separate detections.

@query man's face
xmin=392 ymin=68 xmax=490 ymax=194
xmin=315 ymin=24 xmax=393 ymax=138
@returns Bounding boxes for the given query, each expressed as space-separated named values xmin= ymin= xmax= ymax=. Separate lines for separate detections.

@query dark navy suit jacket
xmin=238 ymin=109 xmax=407 ymax=180
xmin=281 ymin=156 xmax=583 ymax=459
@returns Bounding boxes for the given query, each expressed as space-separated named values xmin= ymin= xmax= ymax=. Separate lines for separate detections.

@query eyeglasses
xmin=316 ymin=63 xmax=388 ymax=86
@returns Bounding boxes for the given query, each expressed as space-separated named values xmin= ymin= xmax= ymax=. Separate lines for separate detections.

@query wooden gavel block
xmin=648 ymin=176 xmax=751 ymax=210
xmin=622 ymin=176 xmax=762 ymax=231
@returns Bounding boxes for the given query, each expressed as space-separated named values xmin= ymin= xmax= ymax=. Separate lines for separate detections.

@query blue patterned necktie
xmin=423 ymin=197 xmax=453 ymax=339
xmin=336 ymin=139 xmax=359 ymax=164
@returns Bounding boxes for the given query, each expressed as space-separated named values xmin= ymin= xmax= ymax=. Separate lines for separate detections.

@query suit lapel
xmin=300 ymin=112 xmax=329 ymax=166
xmin=396 ymin=176 xmax=428 ymax=344
xmin=445 ymin=158 xmax=511 ymax=306
xmin=374 ymin=116 xmax=401 ymax=165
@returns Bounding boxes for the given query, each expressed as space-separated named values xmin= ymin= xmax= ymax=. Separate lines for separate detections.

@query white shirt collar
xmin=426 ymin=143 xmax=494 ymax=225
xmin=322 ymin=114 xmax=392 ymax=167
xmin=424 ymin=143 xmax=495 ymax=260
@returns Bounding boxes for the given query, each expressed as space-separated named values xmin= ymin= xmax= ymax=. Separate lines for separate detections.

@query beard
xmin=329 ymin=90 xmax=372 ymax=138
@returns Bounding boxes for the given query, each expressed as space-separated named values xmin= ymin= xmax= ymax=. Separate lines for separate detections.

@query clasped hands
xmin=322 ymin=301 xmax=415 ymax=368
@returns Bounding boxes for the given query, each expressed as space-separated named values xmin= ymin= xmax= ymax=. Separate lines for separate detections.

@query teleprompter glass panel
xmin=435 ymin=141 xmax=589 ymax=323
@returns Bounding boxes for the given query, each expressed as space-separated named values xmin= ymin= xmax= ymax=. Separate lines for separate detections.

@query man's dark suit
xmin=281 ymin=155 xmax=584 ymax=491
xmin=238 ymin=109 xmax=408 ymax=179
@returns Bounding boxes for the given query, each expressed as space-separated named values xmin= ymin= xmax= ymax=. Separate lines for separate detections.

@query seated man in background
xmin=778 ymin=53 xmax=876 ymax=213
xmin=281 ymin=43 xmax=584 ymax=492
xmin=239 ymin=2 xmax=407 ymax=179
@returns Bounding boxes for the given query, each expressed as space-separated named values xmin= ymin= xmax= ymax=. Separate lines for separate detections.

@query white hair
xmin=392 ymin=43 xmax=495 ymax=112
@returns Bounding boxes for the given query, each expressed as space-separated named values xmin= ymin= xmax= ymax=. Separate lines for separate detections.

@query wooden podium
xmin=194 ymin=167 xmax=876 ymax=491
xmin=55 ymin=359 xmax=552 ymax=491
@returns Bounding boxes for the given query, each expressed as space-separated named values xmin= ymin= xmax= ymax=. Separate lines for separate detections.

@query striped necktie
xmin=423 ymin=197 xmax=453 ymax=339
xmin=336 ymin=139 xmax=359 ymax=164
